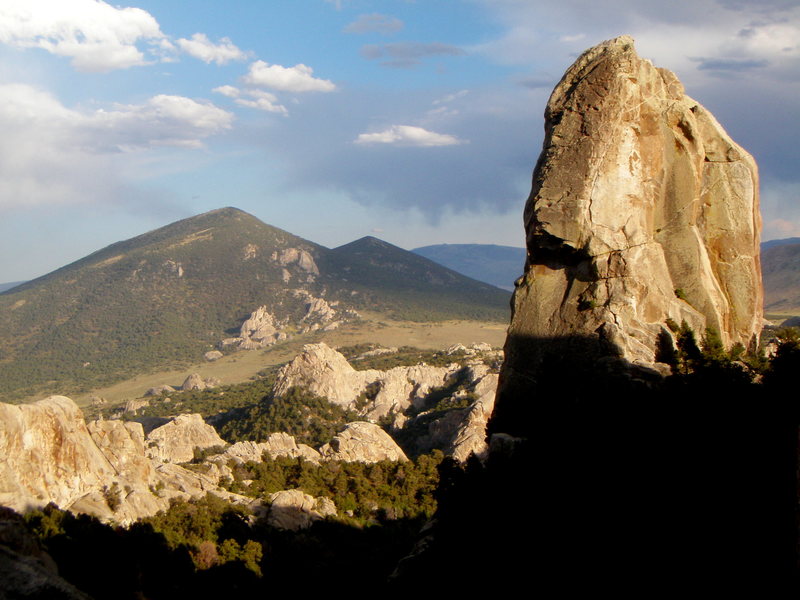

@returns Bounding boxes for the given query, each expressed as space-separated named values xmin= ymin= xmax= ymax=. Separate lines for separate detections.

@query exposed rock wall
xmin=0 ymin=397 xmax=119 ymax=513
xmin=498 ymin=36 xmax=762 ymax=416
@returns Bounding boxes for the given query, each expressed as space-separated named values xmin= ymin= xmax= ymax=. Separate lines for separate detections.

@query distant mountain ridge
xmin=0 ymin=207 xmax=509 ymax=401
xmin=761 ymin=237 xmax=800 ymax=251
xmin=412 ymin=244 xmax=526 ymax=291
xmin=0 ymin=281 xmax=25 ymax=294
xmin=761 ymin=240 xmax=800 ymax=315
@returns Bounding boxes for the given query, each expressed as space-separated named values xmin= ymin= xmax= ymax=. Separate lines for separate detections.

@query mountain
xmin=0 ymin=281 xmax=25 ymax=293
xmin=329 ymin=237 xmax=510 ymax=319
xmin=412 ymin=244 xmax=526 ymax=291
xmin=0 ymin=208 xmax=509 ymax=401
xmin=761 ymin=241 xmax=800 ymax=314
xmin=761 ymin=237 xmax=800 ymax=251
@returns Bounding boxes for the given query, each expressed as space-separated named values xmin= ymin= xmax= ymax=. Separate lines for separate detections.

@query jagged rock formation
xmin=271 ymin=247 xmax=319 ymax=280
xmin=273 ymin=342 xmax=460 ymax=421
xmin=498 ymin=35 xmax=762 ymax=408
xmin=274 ymin=342 xmax=501 ymax=460
xmin=123 ymin=398 xmax=150 ymax=414
xmin=221 ymin=295 xmax=359 ymax=350
xmin=0 ymin=392 xmax=447 ymax=527
xmin=445 ymin=366 xmax=498 ymax=462
xmin=236 ymin=306 xmax=282 ymax=349
xmin=397 ymin=362 xmax=498 ymax=460
xmin=445 ymin=342 xmax=494 ymax=356
xmin=319 ymin=422 xmax=408 ymax=463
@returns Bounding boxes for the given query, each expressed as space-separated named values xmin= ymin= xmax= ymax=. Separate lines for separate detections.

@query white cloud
xmin=234 ymin=90 xmax=288 ymax=115
xmin=212 ymin=85 xmax=241 ymax=98
xmin=355 ymin=125 xmax=466 ymax=147
xmin=0 ymin=0 xmax=165 ymax=72
xmin=0 ymin=84 xmax=233 ymax=209
xmin=176 ymin=33 xmax=247 ymax=65
xmin=469 ymin=0 xmax=800 ymax=85
xmin=213 ymin=85 xmax=288 ymax=114
xmin=242 ymin=60 xmax=336 ymax=92
xmin=98 ymin=95 xmax=234 ymax=149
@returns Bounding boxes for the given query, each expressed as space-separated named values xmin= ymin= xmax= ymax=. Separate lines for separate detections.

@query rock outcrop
xmin=498 ymin=35 xmax=762 ymax=412
xmin=221 ymin=295 xmax=358 ymax=350
xmin=271 ymin=247 xmax=319 ymax=277
xmin=274 ymin=342 xmax=501 ymax=460
xmin=0 ymin=396 xmax=249 ymax=524
xmin=0 ymin=397 xmax=122 ymax=514
xmin=446 ymin=368 xmax=498 ymax=462
xmin=209 ymin=434 xmax=321 ymax=466
xmin=399 ymin=363 xmax=498 ymax=461
xmin=204 ymin=350 xmax=223 ymax=362
xmin=319 ymin=422 xmax=408 ymax=463
xmin=144 ymin=384 xmax=175 ymax=397
xmin=145 ymin=413 xmax=226 ymax=464
xmin=266 ymin=490 xmax=336 ymax=531
xmin=273 ymin=342 xmax=460 ymax=421
xmin=180 ymin=373 xmax=219 ymax=392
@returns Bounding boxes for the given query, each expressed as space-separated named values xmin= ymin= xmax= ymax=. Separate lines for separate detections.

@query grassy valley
xmin=72 ymin=316 xmax=506 ymax=408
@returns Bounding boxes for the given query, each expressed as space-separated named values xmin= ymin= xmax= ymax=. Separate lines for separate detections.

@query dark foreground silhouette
xmin=393 ymin=331 xmax=799 ymax=592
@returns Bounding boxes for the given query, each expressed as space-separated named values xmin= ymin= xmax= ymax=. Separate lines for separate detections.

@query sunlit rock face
xmin=496 ymin=36 xmax=762 ymax=428
xmin=0 ymin=396 xmax=119 ymax=513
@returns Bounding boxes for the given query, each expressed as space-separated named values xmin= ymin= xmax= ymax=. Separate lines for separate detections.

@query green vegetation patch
xmin=217 ymin=386 xmax=359 ymax=448
xmin=225 ymin=451 xmax=443 ymax=522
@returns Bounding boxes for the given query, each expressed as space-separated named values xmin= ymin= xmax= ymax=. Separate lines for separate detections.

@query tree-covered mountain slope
xmin=329 ymin=236 xmax=510 ymax=321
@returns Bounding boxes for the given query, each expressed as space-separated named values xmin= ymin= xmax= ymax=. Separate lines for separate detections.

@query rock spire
xmin=496 ymin=35 xmax=761 ymax=422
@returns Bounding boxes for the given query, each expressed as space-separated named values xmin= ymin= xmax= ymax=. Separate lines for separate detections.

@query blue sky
xmin=0 ymin=0 xmax=798 ymax=282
